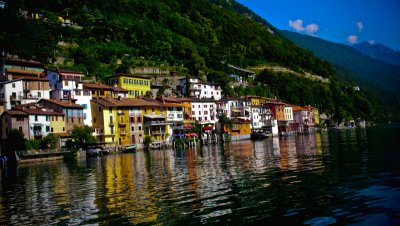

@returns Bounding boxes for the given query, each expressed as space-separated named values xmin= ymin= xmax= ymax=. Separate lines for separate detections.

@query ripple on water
xmin=304 ymin=216 xmax=337 ymax=226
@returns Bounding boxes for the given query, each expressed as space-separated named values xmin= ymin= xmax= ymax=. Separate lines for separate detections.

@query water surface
xmin=0 ymin=127 xmax=399 ymax=225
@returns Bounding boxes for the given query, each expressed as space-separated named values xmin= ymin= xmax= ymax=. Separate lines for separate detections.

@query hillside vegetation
xmin=280 ymin=30 xmax=400 ymax=117
xmin=0 ymin=0 xmax=387 ymax=122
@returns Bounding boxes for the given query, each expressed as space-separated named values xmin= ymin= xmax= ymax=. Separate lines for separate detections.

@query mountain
xmin=353 ymin=41 xmax=400 ymax=66
xmin=280 ymin=30 xmax=400 ymax=98
xmin=0 ymin=0 xmax=389 ymax=121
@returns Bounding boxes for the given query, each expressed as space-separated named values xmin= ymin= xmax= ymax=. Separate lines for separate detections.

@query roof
xmin=186 ymin=98 xmax=217 ymax=103
xmin=13 ymin=75 xmax=49 ymax=81
xmin=3 ymin=109 xmax=28 ymax=116
xmin=23 ymin=108 xmax=64 ymax=116
xmin=144 ymin=114 xmax=166 ymax=119
xmin=48 ymin=68 xmax=84 ymax=75
xmin=83 ymin=83 xmax=114 ymax=90
xmin=292 ymin=106 xmax=310 ymax=112
xmin=39 ymin=99 xmax=84 ymax=109
xmin=91 ymin=97 xmax=159 ymax=107
xmin=112 ymin=87 xmax=128 ymax=92
xmin=4 ymin=58 xmax=44 ymax=67
xmin=108 ymin=73 xmax=150 ymax=80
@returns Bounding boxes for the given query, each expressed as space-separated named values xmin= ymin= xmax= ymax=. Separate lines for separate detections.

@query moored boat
xmin=122 ymin=144 xmax=137 ymax=153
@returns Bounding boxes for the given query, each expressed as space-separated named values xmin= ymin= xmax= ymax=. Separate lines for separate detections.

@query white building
xmin=47 ymin=69 xmax=92 ymax=126
xmin=0 ymin=76 xmax=50 ymax=110
xmin=179 ymin=77 xmax=222 ymax=100
xmin=190 ymin=98 xmax=217 ymax=125
xmin=222 ymin=98 xmax=251 ymax=120
xmin=250 ymin=105 xmax=278 ymax=136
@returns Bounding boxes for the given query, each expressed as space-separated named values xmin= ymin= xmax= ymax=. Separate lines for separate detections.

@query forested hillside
xmin=0 ymin=0 xmax=390 ymax=122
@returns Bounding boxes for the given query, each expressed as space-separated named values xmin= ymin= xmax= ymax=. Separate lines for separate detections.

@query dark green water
xmin=1 ymin=127 xmax=400 ymax=225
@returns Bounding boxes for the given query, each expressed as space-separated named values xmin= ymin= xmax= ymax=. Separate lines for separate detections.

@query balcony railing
xmin=118 ymin=121 xmax=127 ymax=127
xmin=144 ymin=121 xmax=172 ymax=126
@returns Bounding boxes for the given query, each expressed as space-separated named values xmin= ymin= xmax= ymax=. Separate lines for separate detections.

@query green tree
xmin=41 ymin=133 xmax=60 ymax=150
xmin=7 ymin=129 xmax=27 ymax=153
xmin=67 ymin=125 xmax=97 ymax=151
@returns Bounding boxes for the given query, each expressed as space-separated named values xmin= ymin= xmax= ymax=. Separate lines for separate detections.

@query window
xmin=63 ymin=127 xmax=65 ymax=131
xmin=51 ymin=127 xmax=54 ymax=132
xmin=46 ymin=116 xmax=49 ymax=121
xmin=137 ymin=117 xmax=141 ymax=123
xmin=110 ymin=116 xmax=113 ymax=123
xmin=111 ymin=127 xmax=114 ymax=134
xmin=134 ymin=80 xmax=138 ymax=85
xmin=19 ymin=126 xmax=22 ymax=133
xmin=204 ymin=105 xmax=207 ymax=108
xmin=129 ymin=79 xmax=133 ymax=84
xmin=198 ymin=105 xmax=200 ymax=108
xmin=71 ymin=118 xmax=74 ymax=123
xmin=130 ymin=117 xmax=134 ymax=123
xmin=35 ymin=115 xmax=38 ymax=121
xmin=93 ymin=117 xmax=96 ymax=123
xmin=205 ymin=117 xmax=208 ymax=121
xmin=177 ymin=114 xmax=183 ymax=118
xmin=199 ymin=111 xmax=201 ymax=115
xmin=46 ymin=126 xmax=50 ymax=132
xmin=12 ymin=92 xmax=16 ymax=98
xmin=12 ymin=83 xmax=15 ymax=88
xmin=192 ymin=111 xmax=195 ymax=115
xmin=84 ymin=113 xmax=87 ymax=120
xmin=192 ymin=105 xmax=195 ymax=109
xmin=138 ymin=126 xmax=142 ymax=131
xmin=131 ymin=126 xmax=134 ymax=131
xmin=204 ymin=111 xmax=208 ymax=115
xmin=123 ymin=78 xmax=128 ymax=84
xmin=152 ymin=108 xmax=155 ymax=113
xmin=139 ymin=80 xmax=143 ymax=85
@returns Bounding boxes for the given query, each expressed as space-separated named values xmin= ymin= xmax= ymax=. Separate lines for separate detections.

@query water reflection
xmin=0 ymin=128 xmax=399 ymax=225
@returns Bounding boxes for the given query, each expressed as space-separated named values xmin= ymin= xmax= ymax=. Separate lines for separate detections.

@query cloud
xmin=357 ymin=21 xmax=364 ymax=32
xmin=347 ymin=35 xmax=358 ymax=44
xmin=289 ymin=19 xmax=305 ymax=32
xmin=368 ymin=40 xmax=376 ymax=45
xmin=289 ymin=19 xmax=319 ymax=35
xmin=305 ymin=24 xmax=319 ymax=35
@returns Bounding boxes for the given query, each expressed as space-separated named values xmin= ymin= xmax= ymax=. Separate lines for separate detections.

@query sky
xmin=237 ymin=0 xmax=400 ymax=51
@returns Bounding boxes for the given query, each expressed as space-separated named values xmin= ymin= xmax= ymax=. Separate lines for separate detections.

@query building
xmin=221 ymin=97 xmax=251 ymax=120
xmin=46 ymin=69 xmax=92 ymax=126
xmin=107 ymin=73 xmax=151 ymax=98
xmin=189 ymin=98 xmax=217 ymax=126
xmin=83 ymin=83 xmax=129 ymax=99
xmin=292 ymin=106 xmax=315 ymax=132
xmin=91 ymin=98 xmax=157 ymax=148
xmin=0 ymin=58 xmax=45 ymax=77
xmin=0 ymin=76 xmax=50 ymax=110
xmin=0 ymin=109 xmax=29 ymax=153
xmin=141 ymin=98 xmax=171 ymax=145
xmin=178 ymin=77 xmax=222 ymax=100
xmin=251 ymin=105 xmax=278 ymax=135
xmin=310 ymin=107 xmax=320 ymax=125
xmin=161 ymin=97 xmax=184 ymax=141
xmin=176 ymin=97 xmax=196 ymax=131
xmin=20 ymin=104 xmax=64 ymax=140
xmin=38 ymin=99 xmax=84 ymax=133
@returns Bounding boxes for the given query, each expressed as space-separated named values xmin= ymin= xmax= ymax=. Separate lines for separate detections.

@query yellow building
xmin=107 ymin=74 xmax=150 ymax=98
xmin=245 ymin=95 xmax=269 ymax=106
xmin=83 ymin=83 xmax=128 ymax=98
xmin=50 ymin=115 xmax=65 ymax=134
xmin=224 ymin=119 xmax=251 ymax=140
xmin=176 ymin=98 xmax=195 ymax=129
xmin=91 ymin=97 xmax=160 ymax=147
xmin=311 ymin=107 xmax=320 ymax=125
xmin=140 ymin=98 xmax=170 ymax=144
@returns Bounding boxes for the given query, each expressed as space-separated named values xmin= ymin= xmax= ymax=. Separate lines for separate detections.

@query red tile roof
xmin=4 ymin=109 xmax=28 ymax=116
xmin=39 ymin=99 xmax=84 ymax=108
xmin=13 ymin=75 xmax=49 ymax=81
xmin=83 ymin=83 xmax=114 ymax=90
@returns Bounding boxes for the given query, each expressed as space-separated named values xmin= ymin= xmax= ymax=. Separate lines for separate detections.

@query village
xmin=0 ymin=56 xmax=327 ymax=158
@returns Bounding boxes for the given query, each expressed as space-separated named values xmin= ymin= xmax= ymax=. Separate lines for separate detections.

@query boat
xmin=122 ymin=144 xmax=137 ymax=153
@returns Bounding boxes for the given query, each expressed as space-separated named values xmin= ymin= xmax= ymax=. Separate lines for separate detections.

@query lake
xmin=0 ymin=127 xmax=399 ymax=225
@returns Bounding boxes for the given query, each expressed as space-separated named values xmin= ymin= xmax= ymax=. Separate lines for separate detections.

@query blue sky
xmin=237 ymin=0 xmax=400 ymax=50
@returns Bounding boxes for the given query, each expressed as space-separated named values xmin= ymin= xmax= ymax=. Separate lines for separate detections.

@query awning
xmin=144 ymin=114 xmax=166 ymax=119
xmin=201 ymin=126 xmax=214 ymax=131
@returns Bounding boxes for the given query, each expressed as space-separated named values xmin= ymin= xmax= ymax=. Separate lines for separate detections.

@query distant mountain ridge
xmin=280 ymin=30 xmax=400 ymax=98
xmin=353 ymin=41 xmax=400 ymax=66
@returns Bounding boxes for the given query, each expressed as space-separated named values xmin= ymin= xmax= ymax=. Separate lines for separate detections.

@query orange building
xmin=224 ymin=118 xmax=251 ymax=141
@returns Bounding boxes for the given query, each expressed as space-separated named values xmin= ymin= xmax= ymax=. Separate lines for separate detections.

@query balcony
xmin=152 ymin=131 xmax=166 ymax=135
xmin=118 ymin=121 xmax=127 ymax=127
xmin=144 ymin=121 xmax=172 ymax=126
